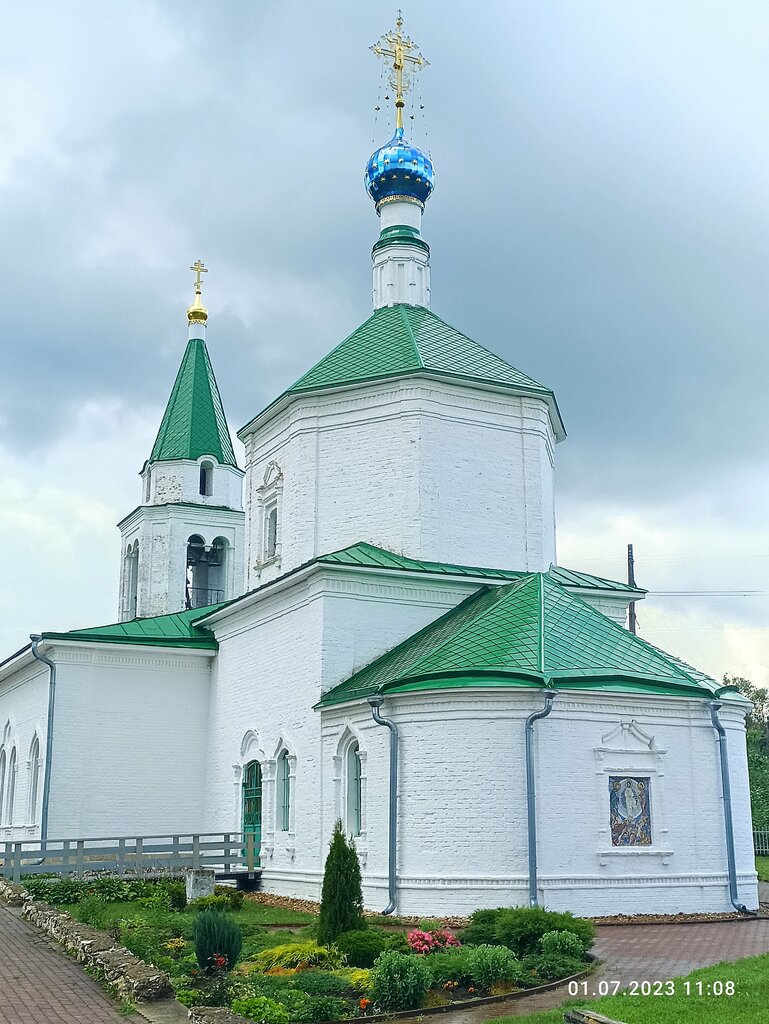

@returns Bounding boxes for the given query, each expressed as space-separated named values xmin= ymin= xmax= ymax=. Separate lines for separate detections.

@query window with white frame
xmin=265 ymin=503 xmax=278 ymax=559
xmin=257 ymin=462 xmax=283 ymax=564
xmin=0 ymin=749 xmax=5 ymax=823
xmin=276 ymin=749 xmax=291 ymax=832
xmin=346 ymin=741 xmax=362 ymax=837
xmin=6 ymin=748 xmax=16 ymax=825
xmin=28 ymin=736 xmax=41 ymax=824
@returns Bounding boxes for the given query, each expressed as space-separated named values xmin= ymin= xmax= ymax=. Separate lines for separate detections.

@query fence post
xmin=2 ymin=842 xmax=11 ymax=878
xmin=62 ymin=841 xmax=71 ymax=875
xmin=172 ymin=835 xmax=180 ymax=869
xmin=117 ymin=838 xmax=125 ymax=876
xmin=12 ymin=843 xmax=22 ymax=883
xmin=223 ymin=834 xmax=231 ymax=874
xmin=246 ymin=832 xmax=255 ymax=872
xmin=76 ymin=840 xmax=84 ymax=876
xmin=135 ymin=837 xmax=144 ymax=878
xmin=192 ymin=834 xmax=200 ymax=870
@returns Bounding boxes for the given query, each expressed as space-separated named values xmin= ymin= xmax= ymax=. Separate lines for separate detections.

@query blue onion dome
xmin=365 ymin=127 xmax=434 ymax=209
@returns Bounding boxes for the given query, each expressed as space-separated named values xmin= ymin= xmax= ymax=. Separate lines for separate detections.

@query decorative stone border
xmin=0 ymin=878 xmax=173 ymax=1002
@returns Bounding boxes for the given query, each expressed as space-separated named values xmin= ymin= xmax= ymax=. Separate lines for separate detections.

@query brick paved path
xmin=453 ymin=918 xmax=769 ymax=1021
xmin=0 ymin=904 xmax=128 ymax=1023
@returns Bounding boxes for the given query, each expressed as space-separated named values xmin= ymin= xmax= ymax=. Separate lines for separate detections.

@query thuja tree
xmin=317 ymin=819 xmax=365 ymax=945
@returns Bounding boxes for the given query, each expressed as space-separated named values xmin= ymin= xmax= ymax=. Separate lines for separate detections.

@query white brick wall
xmin=0 ymin=659 xmax=49 ymax=841
xmin=321 ymin=691 xmax=757 ymax=917
xmin=0 ymin=643 xmax=214 ymax=839
xmin=241 ymin=378 xmax=558 ymax=589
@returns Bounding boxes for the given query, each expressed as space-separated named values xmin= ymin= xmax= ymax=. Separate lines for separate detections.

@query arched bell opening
xmin=185 ymin=534 xmax=229 ymax=609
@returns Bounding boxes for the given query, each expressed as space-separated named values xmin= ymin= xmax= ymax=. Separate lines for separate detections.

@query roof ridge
xmin=539 ymin=575 xmax=714 ymax=687
xmin=393 ymin=576 xmax=536 ymax=684
xmin=400 ymin=305 xmax=425 ymax=368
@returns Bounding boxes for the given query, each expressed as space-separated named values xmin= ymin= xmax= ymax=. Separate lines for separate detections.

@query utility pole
xmin=627 ymin=543 xmax=637 ymax=635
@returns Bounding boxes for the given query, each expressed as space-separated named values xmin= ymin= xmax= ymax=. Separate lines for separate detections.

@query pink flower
xmin=407 ymin=928 xmax=461 ymax=954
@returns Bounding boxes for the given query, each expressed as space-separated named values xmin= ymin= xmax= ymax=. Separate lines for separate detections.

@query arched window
xmin=266 ymin=505 xmax=278 ymax=559
xmin=199 ymin=460 xmax=213 ymax=496
xmin=127 ymin=542 xmax=139 ymax=618
xmin=346 ymin=741 xmax=362 ymax=837
xmin=28 ymin=737 xmax=40 ymax=823
xmin=276 ymin=749 xmax=291 ymax=832
xmin=6 ymin=748 xmax=16 ymax=825
xmin=0 ymin=750 xmax=6 ymax=823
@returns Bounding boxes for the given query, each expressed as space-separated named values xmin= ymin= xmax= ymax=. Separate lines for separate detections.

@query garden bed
xmin=13 ymin=873 xmax=595 ymax=1023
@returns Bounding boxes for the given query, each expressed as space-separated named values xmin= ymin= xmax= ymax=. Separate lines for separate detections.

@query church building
xmin=0 ymin=18 xmax=757 ymax=917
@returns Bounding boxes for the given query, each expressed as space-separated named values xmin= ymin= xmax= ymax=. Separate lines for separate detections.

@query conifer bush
xmin=192 ymin=907 xmax=243 ymax=973
xmin=317 ymin=819 xmax=365 ymax=945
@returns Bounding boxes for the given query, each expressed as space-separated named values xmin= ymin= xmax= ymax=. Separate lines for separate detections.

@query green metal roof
xmin=149 ymin=337 xmax=237 ymax=467
xmin=317 ymin=541 xmax=645 ymax=594
xmin=42 ymin=604 xmax=223 ymax=650
xmin=286 ymin=303 xmax=556 ymax=402
xmin=316 ymin=574 xmax=718 ymax=707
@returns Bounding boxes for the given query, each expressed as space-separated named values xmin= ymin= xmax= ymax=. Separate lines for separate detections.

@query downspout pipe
xmin=525 ymin=689 xmax=557 ymax=907
xmin=30 ymin=635 xmax=56 ymax=849
xmin=708 ymin=701 xmax=754 ymax=915
xmin=368 ymin=695 xmax=398 ymax=915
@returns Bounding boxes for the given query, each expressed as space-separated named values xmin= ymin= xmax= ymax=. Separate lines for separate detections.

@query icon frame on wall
xmin=609 ymin=775 xmax=652 ymax=846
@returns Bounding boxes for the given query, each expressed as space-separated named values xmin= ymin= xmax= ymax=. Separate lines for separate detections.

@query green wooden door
xmin=242 ymin=760 xmax=262 ymax=865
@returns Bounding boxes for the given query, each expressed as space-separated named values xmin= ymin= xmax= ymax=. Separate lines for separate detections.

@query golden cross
xmin=371 ymin=13 xmax=429 ymax=131
xmin=189 ymin=259 xmax=208 ymax=294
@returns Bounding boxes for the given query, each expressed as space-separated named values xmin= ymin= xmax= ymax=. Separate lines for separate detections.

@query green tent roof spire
xmin=149 ymin=335 xmax=237 ymax=467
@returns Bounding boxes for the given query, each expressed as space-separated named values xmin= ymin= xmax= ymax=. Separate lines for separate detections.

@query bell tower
xmin=117 ymin=263 xmax=245 ymax=620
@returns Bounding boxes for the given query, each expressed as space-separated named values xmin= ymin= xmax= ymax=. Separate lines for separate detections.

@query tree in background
xmin=730 ymin=676 xmax=769 ymax=830
xmin=317 ymin=819 xmax=365 ymax=945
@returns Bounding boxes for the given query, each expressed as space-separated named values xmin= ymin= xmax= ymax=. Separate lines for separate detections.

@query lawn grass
xmin=490 ymin=954 xmax=769 ymax=1023
xmin=755 ymin=855 xmax=769 ymax=882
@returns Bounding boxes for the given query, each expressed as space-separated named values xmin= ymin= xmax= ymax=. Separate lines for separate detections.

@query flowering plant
xmin=407 ymin=929 xmax=461 ymax=954
xmin=358 ymin=997 xmax=372 ymax=1013
xmin=164 ymin=937 xmax=187 ymax=957
xmin=210 ymin=953 xmax=228 ymax=971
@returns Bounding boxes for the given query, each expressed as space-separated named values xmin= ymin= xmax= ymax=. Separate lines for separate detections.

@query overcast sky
xmin=2 ymin=0 xmax=768 ymax=685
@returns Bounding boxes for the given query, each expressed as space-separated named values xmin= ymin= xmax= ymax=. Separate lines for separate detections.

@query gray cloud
xmin=3 ymin=0 xmax=768 ymax=503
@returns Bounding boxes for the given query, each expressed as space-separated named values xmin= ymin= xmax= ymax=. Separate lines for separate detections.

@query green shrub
xmin=76 ymin=895 xmax=112 ymax=929
xmin=523 ymin=952 xmax=585 ymax=981
xmin=468 ymin=945 xmax=525 ymax=988
xmin=190 ymin=894 xmax=233 ymax=912
xmin=274 ymin=990 xmax=313 ymax=1021
xmin=231 ymin=995 xmax=291 ymax=1024
xmin=174 ymin=988 xmax=204 ymax=1007
xmin=192 ymin=908 xmax=243 ymax=972
xmin=370 ymin=950 xmax=431 ymax=1011
xmin=214 ymin=885 xmax=245 ymax=910
xmin=463 ymin=907 xmax=594 ymax=958
xmin=298 ymin=995 xmax=350 ymax=1022
xmin=428 ymin=948 xmax=475 ymax=988
xmin=251 ymin=942 xmax=345 ymax=971
xmin=159 ymin=880 xmax=187 ymax=910
xmin=384 ymin=931 xmax=410 ymax=954
xmin=289 ymin=971 xmax=354 ymax=997
xmin=539 ymin=930 xmax=586 ymax=959
xmin=458 ymin=908 xmax=499 ymax=947
xmin=334 ymin=929 xmax=387 ymax=968
xmin=418 ymin=918 xmax=445 ymax=931
xmin=317 ymin=820 xmax=365 ymax=945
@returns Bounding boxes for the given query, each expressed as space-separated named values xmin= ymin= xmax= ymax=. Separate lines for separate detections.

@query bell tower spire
xmin=116 ymin=264 xmax=245 ymax=621
xmin=367 ymin=14 xmax=434 ymax=309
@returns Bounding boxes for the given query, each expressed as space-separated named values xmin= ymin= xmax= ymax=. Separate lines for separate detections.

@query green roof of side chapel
xmin=149 ymin=336 xmax=237 ymax=467
xmin=316 ymin=574 xmax=719 ymax=707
